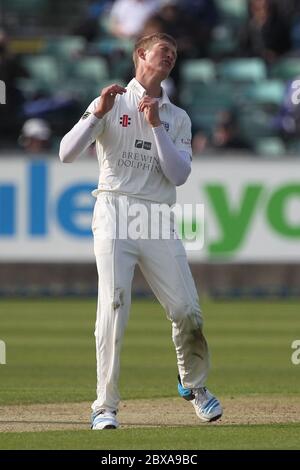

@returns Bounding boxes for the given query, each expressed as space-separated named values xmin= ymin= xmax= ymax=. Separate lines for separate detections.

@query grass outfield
xmin=0 ymin=298 xmax=300 ymax=449
xmin=1 ymin=425 xmax=300 ymax=450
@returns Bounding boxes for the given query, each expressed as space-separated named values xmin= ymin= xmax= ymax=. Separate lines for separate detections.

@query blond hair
xmin=133 ymin=33 xmax=177 ymax=70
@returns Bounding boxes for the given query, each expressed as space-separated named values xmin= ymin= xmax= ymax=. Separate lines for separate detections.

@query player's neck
xmin=135 ymin=72 xmax=163 ymax=98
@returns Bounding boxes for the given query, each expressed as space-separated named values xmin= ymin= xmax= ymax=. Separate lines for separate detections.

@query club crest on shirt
xmin=161 ymin=121 xmax=169 ymax=132
xmin=119 ymin=114 xmax=131 ymax=127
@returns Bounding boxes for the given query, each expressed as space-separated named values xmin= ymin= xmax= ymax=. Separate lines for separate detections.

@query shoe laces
xmin=192 ymin=387 xmax=209 ymax=405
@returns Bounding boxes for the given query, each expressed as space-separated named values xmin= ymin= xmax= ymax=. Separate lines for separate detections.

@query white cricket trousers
xmin=91 ymin=192 xmax=209 ymax=413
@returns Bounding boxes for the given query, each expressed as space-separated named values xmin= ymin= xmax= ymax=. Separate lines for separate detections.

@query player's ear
xmin=137 ymin=47 xmax=146 ymax=61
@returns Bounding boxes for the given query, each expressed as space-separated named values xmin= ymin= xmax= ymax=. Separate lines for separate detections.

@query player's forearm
xmin=152 ymin=125 xmax=191 ymax=186
xmin=59 ymin=114 xmax=103 ymax=163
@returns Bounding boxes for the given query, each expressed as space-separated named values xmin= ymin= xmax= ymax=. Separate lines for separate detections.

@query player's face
xmin=144 ymin=41 xmax=177 ymax=78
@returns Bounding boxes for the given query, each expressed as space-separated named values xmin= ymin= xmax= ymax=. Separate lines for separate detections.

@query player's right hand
xmin=93 ymin=84 xmax=127 ymax=118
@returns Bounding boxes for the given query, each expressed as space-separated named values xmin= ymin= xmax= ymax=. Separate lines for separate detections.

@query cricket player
xmin=59 ymin=33 xmax=222 ymax=429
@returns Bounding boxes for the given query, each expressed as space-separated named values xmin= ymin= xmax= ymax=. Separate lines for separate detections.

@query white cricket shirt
xmin=85 ymin=78 xmax=192 ymax=205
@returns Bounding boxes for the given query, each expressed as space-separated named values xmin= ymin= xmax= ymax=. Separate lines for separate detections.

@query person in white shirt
xmin=109 ymin=0 xmax=160 ymax=39
xmin=60 ymin=33 xmax=222 ymax=430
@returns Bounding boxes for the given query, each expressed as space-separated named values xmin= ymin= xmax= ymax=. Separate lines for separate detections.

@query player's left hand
xmin=138 ymin=96 xmax=161 ymax=127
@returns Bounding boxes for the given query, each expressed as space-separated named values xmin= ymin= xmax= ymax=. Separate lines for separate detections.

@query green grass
xmin=0 ymin=298 xmax=300 ymax=449
xmin=1 ymin=424 xmax=300 ymax=450
xmin=1 ymin=299 xmax=299 ymax=404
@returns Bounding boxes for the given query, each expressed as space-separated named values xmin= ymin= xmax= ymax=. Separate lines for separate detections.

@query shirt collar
xmin=127 ymin=78 xmax=170 ymax=108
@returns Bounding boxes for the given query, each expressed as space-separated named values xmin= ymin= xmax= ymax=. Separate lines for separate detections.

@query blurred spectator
xmin=0 ymin=29 xmax=29 ymax=103
xmin=109 ymin=0 xmax=160 ymax=39
xmin=274 ymin=78 xmax=300 ymax=139
xmin=176 ymin=0 xmax=219 ymax=58
xmin=192 ymin=128 xmax=209 ymax=155
xmin=179 ymin=0 xmax=218 ymax=25
xmin=239 ymin=0 xmax=291 ymax=63
xmin=18 ymin=119 xmax=52 ymax=154
xmin=142 ymin=13 xmax=165 ymax=37
xmin=212 ymin=111 xmax=251 ymax=152
xmin=142 ymin=1 xmax=195 ymax=100
xmin=142 ymin=0 xmax=218 ymax=98
xmin=0 ymin=29 xmax=29 ymax=144
xmin=73 ymin=0 xmax=113 ymax=42
xmin=272 ymin=0 xmax=300 ymax=24
xmin=144 ymin=0 xmax=218 ymax=58
xmin=144 ymin=1 xmax=196 ymax=57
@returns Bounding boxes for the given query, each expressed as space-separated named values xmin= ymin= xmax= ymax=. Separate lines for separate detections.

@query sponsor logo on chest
xmin=135 ymin=139 xmax=152 ymax=150
xmin=119 ymin=114 xmax=131 ymax=127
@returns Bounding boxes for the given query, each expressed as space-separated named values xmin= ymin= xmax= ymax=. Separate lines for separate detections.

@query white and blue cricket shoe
xmin=178 ymin=375 xmax=223 ymax=422
xmin=91 ymin=409 xmax=119 ymax=430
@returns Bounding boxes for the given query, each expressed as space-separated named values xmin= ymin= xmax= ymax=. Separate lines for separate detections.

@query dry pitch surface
xmin=1 ymin=396 xmax=300 ymax=432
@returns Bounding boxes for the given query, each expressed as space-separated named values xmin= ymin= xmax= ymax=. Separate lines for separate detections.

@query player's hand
xmin=94 ymin=84 xmax=127 ymax=118
xmin=138 ymin=96 xmax=161 ymax=127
